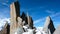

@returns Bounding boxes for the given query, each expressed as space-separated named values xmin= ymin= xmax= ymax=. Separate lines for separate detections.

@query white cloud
xmin=50 ymin=12 xmax=60 ymax=18
xmin=0 ymin=0 xmax=9 ymax=7
xmin=46 ymin=10 xmax=55 ymax=14
xmin=2 ymin=3 xmax=9 ymax=7
xmin=0 ymin=18 xmax=10 ymax=28
xmin=34 ymin=17 xmax=45 ymax=24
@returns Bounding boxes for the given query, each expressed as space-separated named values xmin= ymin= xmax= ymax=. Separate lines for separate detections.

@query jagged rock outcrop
xmin=21 ymin=12 xmax=33 ymax=29
xmin=53 ymin=25 xmax=60 ymax=34
xmin=28 ymin=16 xmax=33 ymax=29
xmin=0 ymin=22 xmax=10 ymax=34
xmin=43 ymin=16 xmax=55 ymax=34
xmin=15 ymin=17 xmax=24 ymax=34
xmin=27 ymin=13 xmax=33 ymax=29
xmin=10 ymin=1 xmax=24 ymax=34
xmin=21 ymin=12 xmax=28 ymax=25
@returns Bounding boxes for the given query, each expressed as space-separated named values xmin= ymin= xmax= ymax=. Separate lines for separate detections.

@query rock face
xmin=53 ymin=25 xmax=60 ymax=34
xmin=21 ymin=12 xmax=28 ymax=25
xmin=21 ymin=12 xmax=33 ymax=29
xmin=10 ymin=1 xmax=24 ymax=34
xmin=27 ymin=13 xmax=33 ymax=29
xmin=0 ymin=22 xmax=10 ymax=34
xmin=28 ymin=16 xmax=33 ymax=29
xmin=43 ymin=16 xmax=55 ymax=34
xmin=15 ymin=17 xmax=24 ymax=34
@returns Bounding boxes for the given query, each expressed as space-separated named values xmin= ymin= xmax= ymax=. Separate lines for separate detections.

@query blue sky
xmin=0 ymin=0 xmax=60 ymax=28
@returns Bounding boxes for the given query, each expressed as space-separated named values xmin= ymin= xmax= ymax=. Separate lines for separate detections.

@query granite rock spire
xmin=43 ymin=16 xmax=55 ymax=34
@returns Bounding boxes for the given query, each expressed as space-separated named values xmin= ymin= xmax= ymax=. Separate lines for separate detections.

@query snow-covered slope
xmin=0 ymin=18 xmax=46 ymax=34
xmin=23 ymin=26 xmax=46 ymax=34
xmin=36 ymin=27 xmax=46 ymax=34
